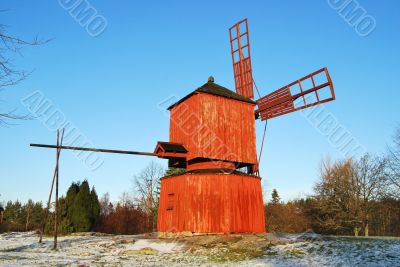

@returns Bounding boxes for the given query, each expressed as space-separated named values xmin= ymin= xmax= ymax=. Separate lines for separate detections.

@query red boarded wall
xmin=157 ymin=173 xmax=265 ymax=233
xmin=169 ymin=92 xmax=257 ymax=166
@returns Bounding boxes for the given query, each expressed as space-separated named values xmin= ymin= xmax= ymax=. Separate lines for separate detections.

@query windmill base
xmin=157 ymin=172 xmax=266 ymax=234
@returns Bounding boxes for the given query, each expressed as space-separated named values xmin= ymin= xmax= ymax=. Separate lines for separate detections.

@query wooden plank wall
xmin=157 ymin=173 xmax=265 ymax=233
xmin=169 ymin=93 xmax=257 ymax=165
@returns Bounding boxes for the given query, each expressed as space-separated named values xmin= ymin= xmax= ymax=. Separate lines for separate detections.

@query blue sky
xmin=1 ymin=1 xmax=399 ymax=204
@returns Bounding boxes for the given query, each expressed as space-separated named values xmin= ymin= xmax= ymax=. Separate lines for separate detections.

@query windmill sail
xmin=229 ymin=19 xmax=254 ymax=99
xmin=256 ymin=68 xmax=335 ymax=120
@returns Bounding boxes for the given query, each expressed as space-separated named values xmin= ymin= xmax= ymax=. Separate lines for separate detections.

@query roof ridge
xmin=167 ymin=81 xmax=256 ymax=110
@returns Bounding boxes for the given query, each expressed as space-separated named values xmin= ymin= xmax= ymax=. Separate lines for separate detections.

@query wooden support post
xmin=39 ymin=129 xmax=64 ymax=243
xmin=53 ymin=129 xmax=64 ymax=250
xmin=38 ymin=129 xmax=64 ymax=248
xmin=53 ymin=130 xmax=59 ymax=250
xmin=39 ymin=162 xmax=57 ymax=243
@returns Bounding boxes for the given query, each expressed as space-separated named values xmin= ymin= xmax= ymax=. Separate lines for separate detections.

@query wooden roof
xmin=154 ymin=142 xmax=188 ymax=154
xmin=167 ymin=80 xmax=256 ymax=110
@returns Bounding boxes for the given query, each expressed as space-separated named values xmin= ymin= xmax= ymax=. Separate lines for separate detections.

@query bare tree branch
xmin=0 ymin=22 xmax=50 ymax=125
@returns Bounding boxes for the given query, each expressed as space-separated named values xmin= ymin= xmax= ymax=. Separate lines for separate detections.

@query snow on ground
xmin=0 ymin=231 xmax=399 ymax=266
xmin=0 ymin=232 xmax=204 ymax=266
xmin=250 ymin=234 xmax=400 ymax=267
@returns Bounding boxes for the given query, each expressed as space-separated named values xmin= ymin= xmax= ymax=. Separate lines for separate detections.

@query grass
xmin=185 ymin=234 xmax=281 ymax=263
xmin=206 ymin=246 xmax=266 ymax=262
xmin=121 ymin=247 xmax=158 ymax=255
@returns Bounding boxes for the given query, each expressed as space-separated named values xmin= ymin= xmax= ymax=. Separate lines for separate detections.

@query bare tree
xmin=132 ymin=161 xmax=164 ymax=232
xmin=313 ymin=154 xmax=389 ymax=236
xmin=0 ymin=22 xmax=49 ymax=126
xmin=119 ymin=192 xmax=134 ymax=207
xmin=99 ymin=193 xmax=113 ymax=217
xmin=388 ymin=125 xmax=400 ymax=196
xmin=313 ymin=157 xmax=360 ymax=235
xmin=354 ymin=154 xmax=387 ymax=236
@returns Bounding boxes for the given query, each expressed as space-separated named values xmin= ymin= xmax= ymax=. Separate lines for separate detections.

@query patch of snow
xmin=124 ymin=239 xmax=184 ymax=253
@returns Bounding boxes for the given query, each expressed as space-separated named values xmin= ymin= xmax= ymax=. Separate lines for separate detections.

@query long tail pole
xmin=30 ymin=144 xmax=156 ymax=157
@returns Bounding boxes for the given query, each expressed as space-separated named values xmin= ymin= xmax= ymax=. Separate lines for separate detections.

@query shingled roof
xmin=167 ymin=79 xmax=256 ymax=110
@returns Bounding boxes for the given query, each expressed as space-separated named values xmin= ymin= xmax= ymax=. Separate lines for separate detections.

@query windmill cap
xmin=208 ymin=76 xmax=215 ymax=83
xmin=167 ymin=80 xmax=256 ymax=110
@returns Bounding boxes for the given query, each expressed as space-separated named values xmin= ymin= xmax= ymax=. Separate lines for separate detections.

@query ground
xmin=0 ymin=231 xmax=399 ymax=266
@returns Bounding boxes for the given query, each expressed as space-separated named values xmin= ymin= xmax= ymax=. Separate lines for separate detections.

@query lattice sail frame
xmin=229 ymin=19 xmax=254 ymax=99
xmin=256 ymin=68 xmax=335 ymax=120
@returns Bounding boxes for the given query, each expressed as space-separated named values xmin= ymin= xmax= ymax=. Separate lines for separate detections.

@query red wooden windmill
xmin=32 ymin=19 xmax=335 ymax=236
xmin=156 ymin=19 xmax=335 ymax=235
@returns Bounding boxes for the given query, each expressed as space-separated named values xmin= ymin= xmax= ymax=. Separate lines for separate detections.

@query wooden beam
xmin=30 ymin=144 xmax=157 ymax=157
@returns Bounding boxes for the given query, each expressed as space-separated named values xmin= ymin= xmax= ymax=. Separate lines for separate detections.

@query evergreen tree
xmin=165 ymin=167 xmax=185 ymax=177
xmin=271 ymin=189 xmax=280 ymax=205
xmin=4 ymin=200 xmax=23 ymax=230
xmin=90 ymin=187 xmax=100 ymax=227
xmin=57 ymin=180 xmax=100 ymax=233
xmin=30 ymin=202 xmax=44 ymax=230
xmin=60 ymin=182 xmax=79 ymax=233
xmin=71 ymin=180 xmax=92 ymax=232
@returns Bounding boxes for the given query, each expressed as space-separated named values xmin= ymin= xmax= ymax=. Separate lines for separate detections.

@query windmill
xmin=156 ymin=19 xmax=335 ymax=235
xmin=31 ymin=19 xmax=335 ymax=236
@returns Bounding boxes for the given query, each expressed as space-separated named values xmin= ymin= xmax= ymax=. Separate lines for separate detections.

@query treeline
xmin=0 ymin=200 xmax=45 ymax=233
xmin=0 ymin=180 xmax=101 ymax=234
xmin=0 ymin=162 xmax=164 ymax=235
xmin=266 ymin=126 xmax=400 ymax=236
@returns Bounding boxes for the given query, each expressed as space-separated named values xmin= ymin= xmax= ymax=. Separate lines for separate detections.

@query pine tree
xmin=30 ymin=202 xmax=44 ymax=231
xmin=71 ymin=180 xmax=92 ymax=232
xmin=165 ymin=167 xmax=185 ymax=177
xmin=4 ymin=200 xmax=23 ymax=230
xmin=90 ymin=187 xmax=100 ymax=227
xmin=59 ymin=180 xmax=101 ymax=233
xmin=271 ymin=189 xmax=280 ymax=205
xmin=60 ymin=182 xmax=80 ymax=233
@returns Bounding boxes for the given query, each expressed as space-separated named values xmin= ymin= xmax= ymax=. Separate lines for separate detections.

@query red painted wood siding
xmin=169 ymin=92 xmax=257 ymax=165
xmin=157 ymin=173 xmax=265 ymax=233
